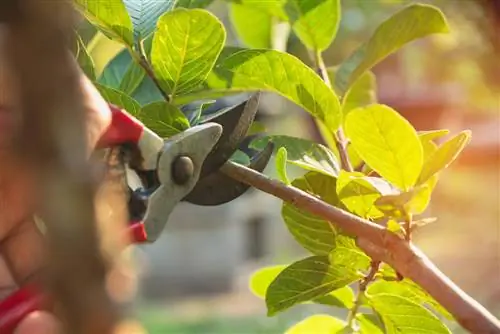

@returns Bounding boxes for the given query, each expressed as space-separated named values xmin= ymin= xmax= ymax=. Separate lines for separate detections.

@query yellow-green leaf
xmin=251 ymin=135 xmax=340 ymax=177
xmin=369 ymin=293 xmax=451 ymax=333
xmin=284 ymin=0 xmax=341 ymax=51
xmin=266 ymin=256 xmax=360 ymax=315
xmin=177 ymin=48 xmax=342 ymax=130
xmin=417 ymin=130 xmax=471 ymax=185
xmin=336 ymin=171 xmax=395 ymax=219
xmin=285 ymin=314 xmax=346 ymax=334
xmin=249 ymin=265 xmax=355 ymax=308
xmin=75 ymin=0 xmax=134 ymax=46
xmin=335 ymin=4 xmax=449 ymax=95
xmin=418 ymin=129 xmax=450 ymax=142
xmin=229 ymin=3 xmax=273 ymax=49
xmin=151 ymin=9 xmax=226 ymax=97
xmin=357 ymin=314 xmax=384 ymax=334
xmin=368 ymin=280 xmax=453 ymax=321
xmin=345 ymin=104 xmax=423 ymax=191
xmin=275 ymin=147 xmax=291 ymax=185
xmin=175 ymin=0 xmax=214 ymax=9
xmin=139 ymin=102 xmax=190 ymax=138
xmin=281 ymin=172 xmax=341 ymax=255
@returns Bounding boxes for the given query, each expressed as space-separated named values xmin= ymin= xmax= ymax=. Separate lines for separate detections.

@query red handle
xmin=96 ymin=104 xmax=145 ymax=148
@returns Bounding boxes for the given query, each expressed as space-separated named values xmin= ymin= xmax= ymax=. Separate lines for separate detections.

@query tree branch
xmin=221 ymin=161 xmax=500 ymax=333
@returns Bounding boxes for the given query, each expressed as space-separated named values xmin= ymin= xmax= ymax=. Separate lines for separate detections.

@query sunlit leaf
xmin=123 ymin=0 xmax=176 ymax=41
xmin=75 ymin=0 xmax=134 ymax=46
xmin=275 ymin=147 xmax=291 ymax=184
xmin=151 ymin=9 xmax=226 ymax=97
xmin=266 ymin=256 xmax=361 ymax=315
xmin=284 ymin=0 xmax=341 ymax=51
xmin=285 ymin=314 xmax=346 ymax=334
xmin=281 ymin=172 xmax=341 ymax=255
xmin=336 ymin=171 xmax=396 ymax=219
xmin=329 ymin=238 xmax=371 ymax=272
xmin=357 ymin=314 xmax=384 ymax=334
xmin=345 ymin=104 xmax=423 ymax=191
xmin=251 ymin=135 xmax=340 ymax=177
xmin=335 ymin=4 xmax=449 ymax=95
xmin=176 ymin=48 xmax=342 ymax=131
xmin=229 ymin=3 xmax=273 ymax=49
xmin=417 ymin=130 xmax=471 ymax=185
xmin=418 ymin=129 xmax=450 ymax=142
xmin=420 ymin=135 xmax=439 ymax=161
xmin=249 ymin=265 xmax=355 ymax=308
xmin=95 ymin=83 xmax=141 ymax=116
xmin=236 ymin=0 xmax=288 ymax=20
xmin=368 ymin=280 xmax=453 ymax=321
xmin=369 ymin=293 xmax=451 ymax=333
xmin=139 ymin=101 xmax=190 ymax=138
xmin=386 ymin=219 xmax=403 ymax=233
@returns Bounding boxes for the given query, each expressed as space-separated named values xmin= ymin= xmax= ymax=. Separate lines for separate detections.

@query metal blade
xmin=183 ymin=141 xmax=274 ymax=206
xmin=197 ymin=93 xmax=261 ymax=179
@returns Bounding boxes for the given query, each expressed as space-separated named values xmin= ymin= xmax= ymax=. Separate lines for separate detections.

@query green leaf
xmin=329 ymin=239 xmax=371 ymax=272
xmin=177 ymin=48 xmax=342 ymax=130
xmin=345 ymin=104 xmax=423 ymax=191
xmin=95 ymin=83 xmax=141 ymax=116
xmin=357 ymin=314 xmax=384 ymax=334
xmin=230 ymin=150 xmax=251 ymax=165
xmin=369 ymin=293 xmax=451 ymax=333
xmin=418 ymin=129 xmax=450 ymax=142
xmin=335 ymin=4 xmax=449 ymax=95
xmin=285 ymin=314 xmax=346 ymax=334
xmin=98 ymin=49 xmax=132 ymax=89
xmin=123 ymin=0 xmax=176 ymax=41
xmin=328 ymin=68 xmax=377 ymax=118
xmin=336 ymin=171 xmax=396 ymax=219
xmin=284 ymin=0 xmax=340 ymax=51
xmin=266 ymin=256 xmax=360 ymax=315
xmin=251 ymin=135 xmax=340 ymax=177
xmin=275 ymin=147 xmax=291 ymax=185
xmin=76 ymin=35 xmax=96 ymax=81
xmin=119 ymin=61 xmax=146 ymax=95
xmin=249 ymin=265 xmax=355 ymax=308
xmin=75 ymin=0 xmax=134 ymax=46
xmin=229 ymin=3 xmax=273 ymax=49
xmin=151 ymin=8 xmax=226 ymax=97
xmin=139 ymin=102 xmax=191 ymax=138
xmin=386 ymin=219 xmax=403 ymax=233
xmin=417 ymin=130 xmax=471 ymax=185
xmin=281 ymin=172 xmax=341 ymax=255
xmin=175 ymin=0 xmax=214 ymax=8
xmin=368 ymin=280 xmax=453 ymax=321
xmin=374 ymin=181 xmax=436 ymax=217
xmin=235 ymin=0 xmax=288 ymax=20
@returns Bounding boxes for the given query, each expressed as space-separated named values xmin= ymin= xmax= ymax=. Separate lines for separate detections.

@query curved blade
xmin=197 ymin=93 xmax=261 ymax=179
xmin=183 ymin=141 xmax=274 ymax=206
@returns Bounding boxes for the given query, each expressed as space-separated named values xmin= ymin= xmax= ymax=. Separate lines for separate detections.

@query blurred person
xmin=0 ymin=30 xmax=124 ymax=333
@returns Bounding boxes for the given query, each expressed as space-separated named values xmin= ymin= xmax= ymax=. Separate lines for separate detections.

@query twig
xmin=221 ymin=161 xmax=500 ymax=333
xmin=312 ymin=51 xmax=353 ymax=172
xmin=347 ymin=261 xmax=380 ymax=329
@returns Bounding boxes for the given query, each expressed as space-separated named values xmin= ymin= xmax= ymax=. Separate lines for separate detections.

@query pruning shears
xmin=0 ymin=93 xmax=273 ymax=333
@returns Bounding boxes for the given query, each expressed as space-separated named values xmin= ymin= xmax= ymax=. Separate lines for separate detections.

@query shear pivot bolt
xmin=172 ymin=156 xmax=194 ymax=185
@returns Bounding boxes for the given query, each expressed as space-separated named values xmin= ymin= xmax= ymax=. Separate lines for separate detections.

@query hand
xmin=0 ymin=38 xmax=112 ymax=333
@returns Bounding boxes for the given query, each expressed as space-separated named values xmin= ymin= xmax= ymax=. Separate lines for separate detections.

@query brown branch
xmin=221 ymin=161 xmax=500 ymax=333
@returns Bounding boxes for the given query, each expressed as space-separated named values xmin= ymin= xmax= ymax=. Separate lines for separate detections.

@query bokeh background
xmin=84 ymin=0 xmax=499 ymax=332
